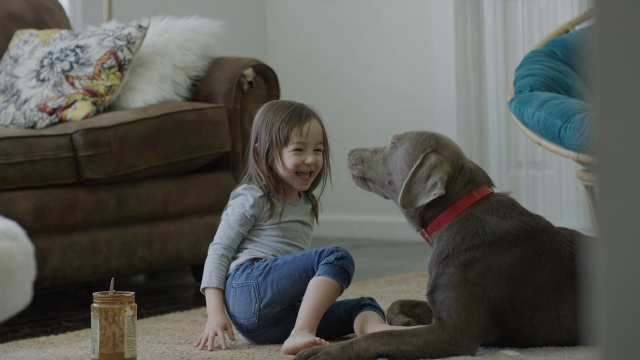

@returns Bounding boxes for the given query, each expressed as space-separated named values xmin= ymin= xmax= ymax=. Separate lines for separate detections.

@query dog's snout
xmin=347 ymin=149 xmax=362 ymax=168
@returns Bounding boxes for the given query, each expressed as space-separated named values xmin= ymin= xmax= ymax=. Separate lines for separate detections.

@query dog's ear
xmin=398 ymin=151 xmax=449 ymax=210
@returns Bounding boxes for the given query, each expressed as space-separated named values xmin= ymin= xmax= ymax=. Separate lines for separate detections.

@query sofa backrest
xmin=0 ymin=0 xmax=72 ymax=56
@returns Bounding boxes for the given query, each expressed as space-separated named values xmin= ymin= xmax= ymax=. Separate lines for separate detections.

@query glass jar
xmin=91 ymin=291 xmax=137 ymax=360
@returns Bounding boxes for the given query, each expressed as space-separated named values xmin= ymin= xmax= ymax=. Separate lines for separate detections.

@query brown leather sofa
xmin=0 ymin=0 xmax=279 ymax=289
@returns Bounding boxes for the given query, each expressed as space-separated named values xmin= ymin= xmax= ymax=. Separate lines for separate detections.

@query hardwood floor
xmin=0 ymin=238 xmax=427 ymax=344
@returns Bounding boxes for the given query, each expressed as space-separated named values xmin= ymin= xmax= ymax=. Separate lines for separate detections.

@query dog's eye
xmin=387 ymin=180 xmax=393 ymax=186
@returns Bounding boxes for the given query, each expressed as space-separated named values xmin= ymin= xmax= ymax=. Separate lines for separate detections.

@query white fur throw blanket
xmin=109 ymin=15 xmax=224 ymax=109
xmin=0 ymin=216 xmax=36 ymax=323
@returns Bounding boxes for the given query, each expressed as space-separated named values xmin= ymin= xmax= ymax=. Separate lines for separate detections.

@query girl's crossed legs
xmin=224 ymin=246 xmax=403 ymax=354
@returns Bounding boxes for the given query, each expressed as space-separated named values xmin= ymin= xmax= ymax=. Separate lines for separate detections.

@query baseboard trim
xmin=314 ymin=214 xmax=417 ymax=241
xmin=313 ymin=215 xmax=595 ymax=241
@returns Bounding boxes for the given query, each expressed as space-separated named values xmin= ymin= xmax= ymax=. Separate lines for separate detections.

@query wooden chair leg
xmin=576 ymin=169 xmax=598 ymax=236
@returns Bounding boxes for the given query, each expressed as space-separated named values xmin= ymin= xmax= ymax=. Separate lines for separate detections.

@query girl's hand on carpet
xmin=195 ymin=312 xmax=236 ymax=351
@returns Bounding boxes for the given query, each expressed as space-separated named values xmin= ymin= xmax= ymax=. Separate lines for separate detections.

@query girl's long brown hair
xmin=239 ymin=100 xmax=331 ymax=223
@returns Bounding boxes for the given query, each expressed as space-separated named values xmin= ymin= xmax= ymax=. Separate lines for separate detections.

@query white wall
xmin=265 ymin=0 xmax=460 ymax=241
xmin=70 ymin=0 xmax=591 ymax=241
xmin=72 ymin=0 xmax=268 ymax=60
xmin=74 ymin=0 xmax=463 ymax=241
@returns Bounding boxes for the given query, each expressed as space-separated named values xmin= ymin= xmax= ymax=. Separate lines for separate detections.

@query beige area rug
xmin=0 ymin=272 xmax=598 ymax=359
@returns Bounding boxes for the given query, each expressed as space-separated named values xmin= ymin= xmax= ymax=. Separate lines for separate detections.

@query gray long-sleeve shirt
xmin=200 ymin=184 xmax=314 ymax=293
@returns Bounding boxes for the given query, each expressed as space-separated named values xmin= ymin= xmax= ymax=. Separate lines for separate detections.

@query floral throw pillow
xmin=0 ymin=20 xmax=149 ymax=129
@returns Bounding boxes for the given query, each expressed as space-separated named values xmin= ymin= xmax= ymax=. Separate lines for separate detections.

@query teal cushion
xmin=508 ymin=27 xmax=594 ymax=153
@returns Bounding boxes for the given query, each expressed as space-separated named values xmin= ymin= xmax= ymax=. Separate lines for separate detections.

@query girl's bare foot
xmin=281 ymin=330 xmax=329 ymax=355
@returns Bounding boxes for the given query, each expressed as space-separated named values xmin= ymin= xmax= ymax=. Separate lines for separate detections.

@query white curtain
xmin=454 ymin=0 xmax=594 ymax=234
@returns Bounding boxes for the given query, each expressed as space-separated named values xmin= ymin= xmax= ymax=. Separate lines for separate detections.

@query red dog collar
xmin=419 ymin=185 xmax=494 ymax=245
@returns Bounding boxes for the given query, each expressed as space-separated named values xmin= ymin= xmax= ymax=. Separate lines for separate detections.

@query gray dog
xmin=295 ymin=131 xmax=592 ymax=360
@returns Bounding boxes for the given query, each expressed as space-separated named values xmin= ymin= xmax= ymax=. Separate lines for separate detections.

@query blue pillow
xmin=509 ymin=26 xmax=594 ymax=153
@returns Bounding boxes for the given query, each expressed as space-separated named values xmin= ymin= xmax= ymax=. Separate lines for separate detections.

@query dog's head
xmin=348 ymin=131 xmax=487 ymax=211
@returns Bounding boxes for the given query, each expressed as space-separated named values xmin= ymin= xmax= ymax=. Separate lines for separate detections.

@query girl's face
xmin=274 ymin=118 xmax=325 ymax=201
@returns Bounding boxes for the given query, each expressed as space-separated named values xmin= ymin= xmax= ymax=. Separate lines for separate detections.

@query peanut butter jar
xmin=91 ymin=290 xmax=137 ymax=359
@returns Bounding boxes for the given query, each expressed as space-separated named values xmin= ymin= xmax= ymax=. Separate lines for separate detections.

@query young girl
xmin=195 ymin=100 xmax=405 ymax=355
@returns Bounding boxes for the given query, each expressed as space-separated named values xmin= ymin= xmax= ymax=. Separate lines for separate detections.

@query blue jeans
xmin=224 ymin=246 xmax=386 ymax=344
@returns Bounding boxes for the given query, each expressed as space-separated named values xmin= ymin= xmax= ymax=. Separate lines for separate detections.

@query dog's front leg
xmin=386 ymin=299 xmax=433 ymax=326
xmin=294 ymin=321 xmax=482 ymax=360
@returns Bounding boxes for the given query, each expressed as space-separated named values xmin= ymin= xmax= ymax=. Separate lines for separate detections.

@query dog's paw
xmin=294 ymin=346 xmax=323 ymax=360
xmin=387 ymin=314 xmax=418 ymax=326
xmin=386 ymin=299 xmax=433 ymax=325
xmin=295 ymin=343 xmax=352 ymax=360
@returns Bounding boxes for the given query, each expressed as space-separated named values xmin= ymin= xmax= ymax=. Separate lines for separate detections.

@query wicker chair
xmin=508 ymin=9 xmax=597 ymax=234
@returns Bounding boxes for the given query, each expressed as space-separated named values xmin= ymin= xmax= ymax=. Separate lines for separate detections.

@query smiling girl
xmin=195 ymin=100 xmax=406 ymax=355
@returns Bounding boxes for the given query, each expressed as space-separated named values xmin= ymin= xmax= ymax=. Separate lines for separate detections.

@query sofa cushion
xmin=0 ymin=101 xmax=230 ymax=190
xmin=0 ymin=171 xmax=236 ymax=235
xmin=0 ymin=20 xmax=149 ymax=129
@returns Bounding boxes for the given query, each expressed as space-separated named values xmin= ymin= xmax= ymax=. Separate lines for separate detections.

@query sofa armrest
xmin=192 ymin=57 xmax=280 ymax=179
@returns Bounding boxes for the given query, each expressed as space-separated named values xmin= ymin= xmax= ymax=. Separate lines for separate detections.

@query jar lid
xmin=93 ymin=291 xmax=135 ymax=299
